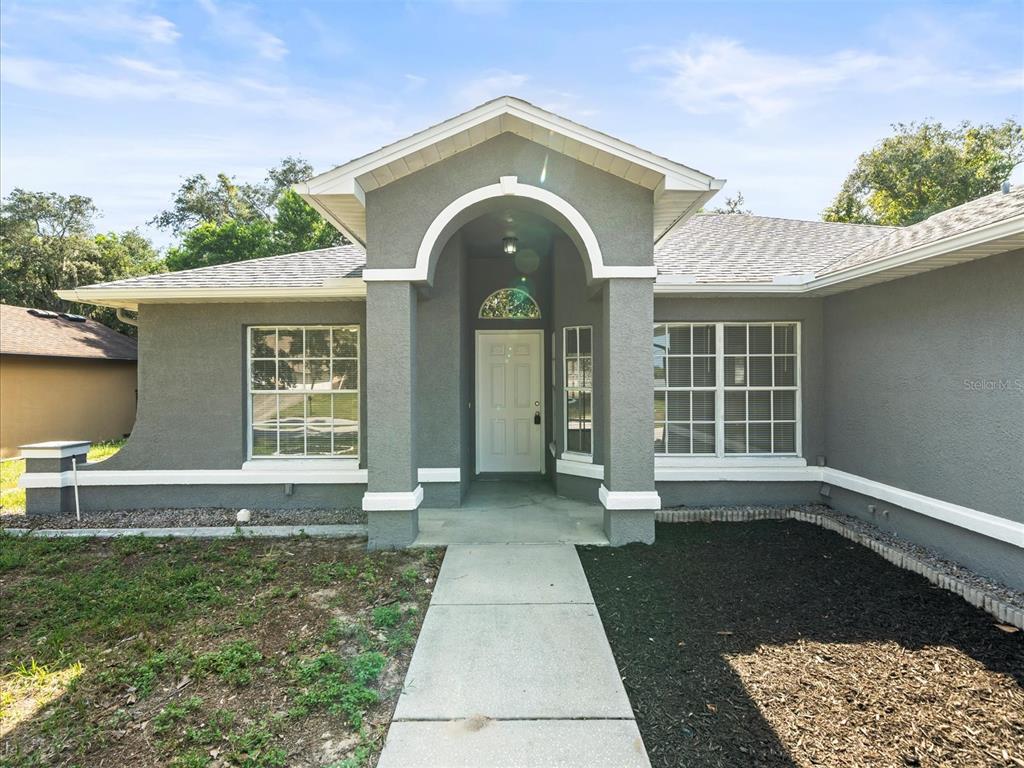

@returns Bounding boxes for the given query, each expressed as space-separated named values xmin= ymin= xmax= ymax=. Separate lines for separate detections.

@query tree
xmin=824 ymin=120 xmax=1024 ymax=226
xmin=713 ymin=191 xmax=751 ymax=214
xmin=154 ymin=157 xmax=344 ymax=271
xmin=0 ymin=189 xmax=163 ymax=333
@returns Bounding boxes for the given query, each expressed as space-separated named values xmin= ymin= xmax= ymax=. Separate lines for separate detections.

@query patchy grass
xmin=580 ymin=521 xmax=1024 ymax=768
xmin=0 ymin=533 xmax=441 ymax=767
xmin=0 ymin=440 xmax=125 ymax=516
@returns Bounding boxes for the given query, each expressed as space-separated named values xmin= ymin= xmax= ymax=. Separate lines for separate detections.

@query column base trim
xmin=362 ymin=485 xmax=424 ymax=511
xmin=599 ymin=484 xmax=662 ymax=510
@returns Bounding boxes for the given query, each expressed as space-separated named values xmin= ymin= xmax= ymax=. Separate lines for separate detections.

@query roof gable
xmin=296 ymin=96 xmax=724 ymax=247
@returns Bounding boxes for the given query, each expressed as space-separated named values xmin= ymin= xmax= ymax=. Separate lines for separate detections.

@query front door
xmin=476 ymin=331 xmax=544 ymax=473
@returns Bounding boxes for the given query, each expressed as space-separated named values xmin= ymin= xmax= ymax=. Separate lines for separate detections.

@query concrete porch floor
xmin=414 ymin=475 xmax=608 ymax=546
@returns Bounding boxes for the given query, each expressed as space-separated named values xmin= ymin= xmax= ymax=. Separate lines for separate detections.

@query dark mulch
xmin=580 ymin=521 xmax=1024 ymax=768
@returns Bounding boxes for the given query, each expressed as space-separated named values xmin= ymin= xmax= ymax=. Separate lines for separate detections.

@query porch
xmin=414 ymin=475 xmax=608 ymax=546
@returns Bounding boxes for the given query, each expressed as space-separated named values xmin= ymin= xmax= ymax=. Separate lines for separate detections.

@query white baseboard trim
xmin=20 ymin=468 xmax=369 ymax=488
xmin=655 ymin=466 xmax=819 ymax=482
xmin=556 ymin=459 xmax=604 ymax=480
xmin=417 ymin=467 xmax=461 ymax=483
xmin=819 ymin=467 xmax=1023 ymax=548
xmin=362 ymin=485 xmax=424 ymax=511
xmin=599 ymin=484 xmax=662 ymax=510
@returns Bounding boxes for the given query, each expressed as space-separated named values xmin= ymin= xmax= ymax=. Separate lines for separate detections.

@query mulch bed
xmin=580 ymin=521 xmax=1024 ymax=768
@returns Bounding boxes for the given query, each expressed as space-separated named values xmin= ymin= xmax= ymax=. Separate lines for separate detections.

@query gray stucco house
xmin=30 ymin=97 xmax=1023 ymax=587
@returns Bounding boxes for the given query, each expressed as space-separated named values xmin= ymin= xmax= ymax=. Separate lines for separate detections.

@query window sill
xmin=655 ymin=456 xmax=807 ymax=468
xmin=242 ymin=458 xmax=360 ymax=471
xmin=559 ymin=451 xmax=594 ymax=464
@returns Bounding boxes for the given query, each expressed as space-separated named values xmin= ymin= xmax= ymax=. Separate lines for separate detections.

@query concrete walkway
xmin=377 ymin=543 xmax=650 ymax=767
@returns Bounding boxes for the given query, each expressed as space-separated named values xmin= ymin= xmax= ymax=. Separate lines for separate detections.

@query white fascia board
xmin=302 ymin=96 xmax=718 ymax=197
xmin=57 ymin=282 xmax=368 ymax=311
xmin=654 ymin=188 xmax=723 ymax=245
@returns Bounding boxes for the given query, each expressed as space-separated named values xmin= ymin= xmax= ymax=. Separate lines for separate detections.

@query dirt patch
xmin=579 ymin=521 xmax=1024 ymax=768
xmin=1 ymin=534 xmax=443 ymax=767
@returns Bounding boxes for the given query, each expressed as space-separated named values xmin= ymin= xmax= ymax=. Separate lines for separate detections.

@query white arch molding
xmin=361 ymin=176 xmax=658 ymax=283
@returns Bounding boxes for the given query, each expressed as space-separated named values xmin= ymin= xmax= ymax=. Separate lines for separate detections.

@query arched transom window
xmin=478 ymin=288 xmax=541 ymax=319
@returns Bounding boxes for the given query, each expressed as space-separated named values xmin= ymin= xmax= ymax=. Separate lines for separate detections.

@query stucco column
xmin=601 ymin=277 xmax=659 ymax=544
xmin=364 ymin=281 xmax=421 ymax=548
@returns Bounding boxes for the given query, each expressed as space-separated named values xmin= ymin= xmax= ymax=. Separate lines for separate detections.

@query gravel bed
xmin=659 ymin=502 xmax=1024 ymax=612
xmin=0 ymin=506 xmax=366 ymax=530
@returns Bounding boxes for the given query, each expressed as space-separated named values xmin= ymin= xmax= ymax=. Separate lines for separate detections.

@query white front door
xmin=476 ymin=331 xmax=544 ymax=473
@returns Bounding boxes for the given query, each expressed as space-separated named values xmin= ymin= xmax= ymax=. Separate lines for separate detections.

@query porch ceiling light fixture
xmin=502 ymin=236 xmax=518 ymax=255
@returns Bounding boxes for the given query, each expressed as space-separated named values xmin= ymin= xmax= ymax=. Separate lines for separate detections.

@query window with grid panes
xmin=654 ymin=322 xmax=800 ymax=456
xmin=564 ymin=326 xmax=593 ymax=455
xmin=248 ymin=326 xmax=359 ymax=458
xmin=723 ymin=323 xmax=798 ymax=454
xmin=653 ymin=323 xmax=717 ymax=454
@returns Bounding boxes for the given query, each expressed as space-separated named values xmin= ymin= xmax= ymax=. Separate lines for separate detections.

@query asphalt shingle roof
xmin=818 ymin=186 xmax=1024 ymax=276
xmin=73 ymin=189 xmax=1023 ymax=292
xmin=654 ymin=215 xmax=894 ymax=283
xmin=0 ymin=304 xmax=137 ymax=360
xmin=85 ymin=245 xmax=365 ymax=290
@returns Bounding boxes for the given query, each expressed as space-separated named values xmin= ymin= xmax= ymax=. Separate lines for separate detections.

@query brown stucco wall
xmin=0 ymin=354 xmax=137 ymax=457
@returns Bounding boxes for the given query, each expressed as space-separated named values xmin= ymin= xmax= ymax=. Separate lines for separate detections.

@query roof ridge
xmin=693 ymin=211 xmax=899 ymax=231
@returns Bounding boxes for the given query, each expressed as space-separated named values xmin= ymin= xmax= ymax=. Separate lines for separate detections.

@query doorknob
xmin=534 ymin=411 xmax=541 ymax=425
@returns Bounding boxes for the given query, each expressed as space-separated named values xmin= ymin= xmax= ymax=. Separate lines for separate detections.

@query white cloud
xmin=636 ymin=36 xmax=1023 ymax=124
xmin=196 ymin=0 xmax=287 ymax=61
xmin=36 ymin=5 xmax=180 ymax=44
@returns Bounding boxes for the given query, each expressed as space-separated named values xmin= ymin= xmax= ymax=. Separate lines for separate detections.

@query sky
xmin=2 ymin=0 xmax=1022 ymax=248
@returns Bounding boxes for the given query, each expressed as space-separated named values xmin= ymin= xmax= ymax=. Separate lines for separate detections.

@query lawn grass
xmin=0 ymin=440 xmax=125 ymax=516
xmin=0 ymin=533 xmax=442 ymax=767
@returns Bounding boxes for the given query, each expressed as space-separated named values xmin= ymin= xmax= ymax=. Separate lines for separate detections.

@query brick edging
xmin=655 ymin=508 xmax=1024 ymax=630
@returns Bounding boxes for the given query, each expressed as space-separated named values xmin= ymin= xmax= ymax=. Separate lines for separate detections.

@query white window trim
xmin=654 ymin=321 xmax=802 ymax=459
xmin=563 ymin=325 xmax=594 ymax=459
xmin=246 ymin=325 xmax=360 ymax=461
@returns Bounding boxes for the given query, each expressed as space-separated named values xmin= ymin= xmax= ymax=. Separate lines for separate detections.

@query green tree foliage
xmin=824 ymin=120 xmax=1024 ymax=226
xmin=0 ymin=189 xmax=163 ymax=333
xmin=156 ymin=157 xmax=343 ymax=271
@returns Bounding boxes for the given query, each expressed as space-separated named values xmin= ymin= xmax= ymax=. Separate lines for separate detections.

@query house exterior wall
xmin=822 ymin=249 xmax=1024 ymax=587
xmin=824 ymin=250 xmax=1023 ymax=518
xmin=364 ymin=132 xmax=654 ymax=272
xmin=1 ymin=355 xmax=137 ymax=458
xmin=91 ymin=301 xmax=367 ymax=471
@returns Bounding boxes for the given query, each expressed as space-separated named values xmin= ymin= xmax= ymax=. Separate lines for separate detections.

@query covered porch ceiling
xmin=295 ymin=96 xmax=726 ymax=248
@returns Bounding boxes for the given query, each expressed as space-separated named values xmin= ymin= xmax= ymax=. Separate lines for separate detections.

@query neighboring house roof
xmin=59 ymin=188 xmax=1024 ymax=308
xmin=654 ymin=215 xmax=895 ymax=283
xmin=0 ymin=304 xmax=137 ymax=360
xmin=296 ymin=96 xmax=725 ymax=247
